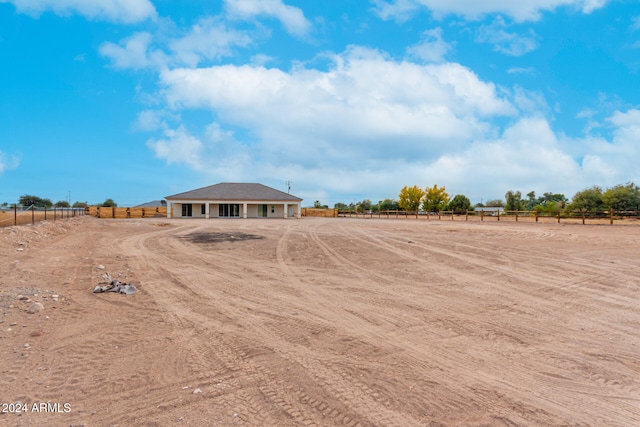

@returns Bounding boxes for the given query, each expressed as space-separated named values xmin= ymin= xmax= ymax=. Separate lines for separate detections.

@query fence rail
xmin=336 ymin=209 xmax=640 ymax=225
xmin=0 ymin=205 xmax=86 ymax=227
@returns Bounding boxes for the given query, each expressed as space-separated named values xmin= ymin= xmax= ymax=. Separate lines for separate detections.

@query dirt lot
xmin=1 ymin=216 xmax=639 ymax=426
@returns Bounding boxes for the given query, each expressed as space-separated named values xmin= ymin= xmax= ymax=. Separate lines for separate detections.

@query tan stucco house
xmin=165 ymin=183 xmax=302 ymax=219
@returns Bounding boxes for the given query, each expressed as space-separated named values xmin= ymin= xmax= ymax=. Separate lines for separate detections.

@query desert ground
xmin=1 ymin=216 xmax=639 ymax=426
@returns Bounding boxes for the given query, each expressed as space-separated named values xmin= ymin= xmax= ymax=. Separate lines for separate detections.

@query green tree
xmin=334 ymin=202 xmax=348 ymax=210
xmin=423 ymin=185 xmax=450 ymax=212
xmin=566 ymin=186 xmax=604 ymax=212
xmin=398 ymin=185 xmax=425 ymax=211
xmin=379 ymin=198 xmax=399 ymax=211
xmin=602 ymin=182 xmax=640 ymax=211
xmin=504 ymin=190 xmax=525 ymax=211
xmin=356 ymin=199 xmax=372 ymax=211
xmin=101 ymin=198 xmax=118 ymax=207
xmin=54 ymin=200 xmax=70 ymax=208
xmin=313 ymin=200 xmax=328 ymax=209
xmin=448 ymin=194 xmax=471 ymax=213
xmin=19 ymin=194 xmax=53 ymax=208
xmin=525 ymin=191 xmax=537 ymax=210
xmin=485 ymin=199 xmax=504 ymax=207
xmin=72 ymin=201 xmax=88 ymax=208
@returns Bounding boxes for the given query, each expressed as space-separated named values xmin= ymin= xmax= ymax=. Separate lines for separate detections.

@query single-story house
xmin=165 ymin=183 xmax=302 ymax=219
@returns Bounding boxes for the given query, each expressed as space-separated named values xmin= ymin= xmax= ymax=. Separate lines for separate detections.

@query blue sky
xmin=1 ymin=0 xmax=639 ymax=207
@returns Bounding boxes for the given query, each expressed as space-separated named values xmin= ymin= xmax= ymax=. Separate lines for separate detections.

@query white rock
xmin=193 ymin=388 xmax=202 ymax=394
xmin=27 ymin=303 xmax=44 ymax=314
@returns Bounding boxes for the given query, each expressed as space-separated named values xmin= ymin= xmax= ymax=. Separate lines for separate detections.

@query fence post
xmin=44 ymin=207 xmax=47 ymax=221
xmin=438 ymin=211 xmax=441 ymax=220
xmin=497 ymin=210 xmax=500 ymax=221
xmin=582 ymin=209 xmax=586 ymax=225
xmin=481 ymin=210 xmax=484 ymax=222
xmin=610 ymin=208 xmax=614 ymax=225
xmin=465 ymin=209 xmax=468 ymax=221
xmin=515 ymin=209 xmax=518 ymax=222
xmin=451 ymin=211 xmax=454 ymax=221
xmin=535 ymin=210 xmax=538 ymax=222
xmin=32 ymin=206 xmax=34 ymax=225
xmin=14 ymin=205 xmax=17 ymax=226
xmin=53 ymin=207 xmax=56 ymax=221
xmin=557 ymin=209 xmax=561 ymax=223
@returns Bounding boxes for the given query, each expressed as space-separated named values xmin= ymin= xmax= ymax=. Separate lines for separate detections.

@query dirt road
xmin=1 ymin=217 xmax=639 ymax=426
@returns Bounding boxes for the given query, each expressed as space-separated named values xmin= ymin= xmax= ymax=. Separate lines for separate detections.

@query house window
xmin=218 ymin=203 xmax=240 ymax=217
xmin=181 ymin=204 xmax=193 ymax=217
xmin=201 ymin=204 xmax=206 ymax=215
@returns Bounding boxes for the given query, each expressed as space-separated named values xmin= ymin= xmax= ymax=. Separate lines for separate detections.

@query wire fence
xmin=337 ymin=209 xmax=640 ymax=225
xmin=0 ymin=205 xmax=86 ymax=228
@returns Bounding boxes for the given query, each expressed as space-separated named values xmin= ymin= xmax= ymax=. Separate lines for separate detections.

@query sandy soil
xmin=1 ymin=216 xmax=639 ymax=426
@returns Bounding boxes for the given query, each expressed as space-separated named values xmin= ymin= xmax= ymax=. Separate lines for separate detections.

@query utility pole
xmin=285 ymin=180 xmax=292 ymax=194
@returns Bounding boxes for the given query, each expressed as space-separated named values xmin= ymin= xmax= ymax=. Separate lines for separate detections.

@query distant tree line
xmin=0 ymin=195 xmax=118 ymax=209
xmin=325 ymin=182 xmax=640 ymax=214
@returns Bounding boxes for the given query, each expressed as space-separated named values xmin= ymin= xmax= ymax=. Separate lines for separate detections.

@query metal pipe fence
xmin=0 ymin=205 xmax=86 ymax=228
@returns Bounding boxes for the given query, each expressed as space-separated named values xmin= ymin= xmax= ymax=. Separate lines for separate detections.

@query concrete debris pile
xmin=93 ymin=273 xmax=137 ymax=295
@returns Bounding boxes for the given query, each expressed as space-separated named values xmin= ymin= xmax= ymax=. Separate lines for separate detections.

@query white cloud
xmin=224 ymin=0 xmax=311 ymax=37
xmin=507 ymin=67 xmax=536 ymax=74
xmin=168 ymin=17 xmax=253 ymax=67
xmin=0 ymin=0 xmax=156 ymax=23
xmin=373 ymin=0 xmax=610 ymax=22
xmin=99 ymin=32 xmax=168 ymax=69
xmin=0 ymin=151 xmax=21 ymax=175
xmin=423 ymin=117 xmax=583 ymax=199
xmin=475 ymin=18 xmax=539 ymax=56
xmin=406 ymin=27 xmax=452 ymax=63
xmin=100 ymin=18 xmax=253 ymax=70
xmin=158 ymin=47 xmax=514 ymax=168
xmin=146 ymin=126 xmax=205 ymax=170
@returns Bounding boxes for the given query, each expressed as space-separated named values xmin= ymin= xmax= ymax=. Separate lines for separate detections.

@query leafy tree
xmin=19 ymin=194 xmax=53 ymax=208
xmin=566 ymin=186 xmax=604 ymax=212
xmin=54 ymin=200 xmax=70 ymax=208
xmin=537 ymin=201 xmax=562 ymax=215
xmin=334 ymin=202 xmax=349 ymax=210
xmin=602 ymin=182 xmax=640 ymax=211
xmin=504 ymin=190 xmax=525 ymax=211
xmin=313 ymin=200 xmax=328 ymax=209
xmin=540 ymin=192 xmax=567 ymax=207
xmin=399 ymin=185 xmax=425 ymax=211
xmin=423 ymin=185 xmax=450 ymax=212
xmin=525 ymin=191 xmax=538 ymax=210
xmin=101 ymin=198 xmax=118 ymax=207
xmin=448 ymin=194 xmax=471 ymax=213
xmin=356 ymin=199 xmax=372 ymax=211
xmin=485 ymin=199 xmax=504 ymax=207
xmin=379 ymin=198 xmax=399 ymax=211
xmin=72 ymin=201 xmax=88 ymax=208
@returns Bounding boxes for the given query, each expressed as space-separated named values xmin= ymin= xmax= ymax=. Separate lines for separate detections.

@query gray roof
xmin=166 ymin=183 xmax=302 ymax=202
xmin=134 ymin=200 xmax=167 ymax=208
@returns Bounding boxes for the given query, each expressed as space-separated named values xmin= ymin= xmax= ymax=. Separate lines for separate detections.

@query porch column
xmin=243 ymin=203 xmax=247 ymax=219
xmin=284 ymin=203 xmax=288 ymax=218
xmin=167 ymin=201 xmax=172 ymax=218
xmin=205 ymin=202 xmax=210 ymax=219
